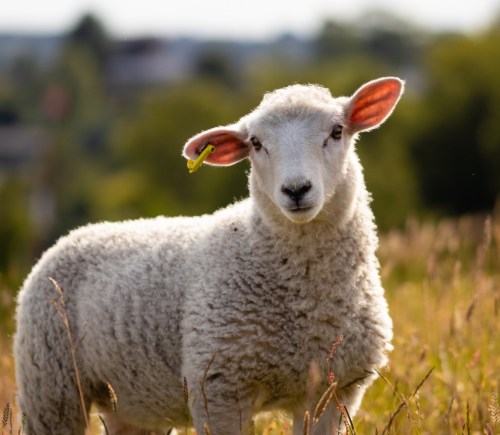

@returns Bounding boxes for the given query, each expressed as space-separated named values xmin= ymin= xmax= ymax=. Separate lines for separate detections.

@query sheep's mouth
xmin=289 ymin=205 xmax=313 ymax=213
xmin=283 ymin=205 xmax=319 ymax=223
xmin=286 ymin=204 xmax=317 ymax=219
xmin=280 ymin=197 xmax=320 ymax=222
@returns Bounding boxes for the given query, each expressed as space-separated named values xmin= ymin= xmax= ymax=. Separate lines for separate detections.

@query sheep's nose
xmin=281 ymin=181 xmax=312 ymax=202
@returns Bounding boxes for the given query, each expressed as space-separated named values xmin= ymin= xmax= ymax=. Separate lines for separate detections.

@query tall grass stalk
xmin=49 ymin=277 xmax=89 ymax=428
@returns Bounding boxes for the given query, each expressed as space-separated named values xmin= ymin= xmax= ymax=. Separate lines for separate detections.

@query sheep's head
xmin=183 ymin=77 xmax=404 ymax=224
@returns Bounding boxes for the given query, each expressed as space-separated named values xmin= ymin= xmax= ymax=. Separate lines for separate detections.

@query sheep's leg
xmin=292 ymin=405 xmax=344 ymax=435
xmin=292 ymin=382 xmax=368 ymax=435
xmin=191 ymin=404 xmax=253 ymax=435
xmin=17 ymin=391 xmax=87 ymax=435
xmin=15 ymin=306 xmax=90 ymax=434
xmin=188 ymin=384 xmax=253 ymax=435
xmin=292 ymin=405 xmax=335 ymax=435
xmin=15 ymin=345 xmax=89 ymax=435
xmin=98 ymin=411 xmax=169 ymax=435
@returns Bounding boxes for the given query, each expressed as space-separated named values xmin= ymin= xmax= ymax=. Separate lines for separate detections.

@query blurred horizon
xmin=1 ymin=0 xmax=499 ymax=40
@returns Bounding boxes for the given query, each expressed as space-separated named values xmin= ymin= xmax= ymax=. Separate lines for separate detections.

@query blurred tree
xmin=358 ymin=11 xmax=425 ymax=68
xmin=313 ymin=13 xmax=424 ymax=71
xmin=313 ymin=20 xmax=361 ymax=60
xmin=36 ymin=14 xmax=114 ymax=239
xmin=0 ymin=100 xmax=19 ymax=125
xmin=9 ymin=55 xmax=44 ymax=123
xmin=409 ymin=28 xmax=500 ymax=214
xmin=194 ymin=47 xmax=239 ymax=87
xmin=66 ymin=13 xmax=111 ymax=72
xmin=0 ymin=178 xmax=33 ymax=286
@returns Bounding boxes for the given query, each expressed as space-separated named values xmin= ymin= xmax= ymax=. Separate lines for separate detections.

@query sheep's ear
xmin=182 ymin=125 xmax=249 ymax=166
xmin=346 ymin=77 xmax=405 ymax=133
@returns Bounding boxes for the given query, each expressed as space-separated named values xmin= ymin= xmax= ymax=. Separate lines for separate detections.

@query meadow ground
xmin=1 ymin=212 xmax=499 ymax=434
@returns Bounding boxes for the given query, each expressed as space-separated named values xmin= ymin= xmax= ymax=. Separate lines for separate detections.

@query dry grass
xmin=355 ymin=213 xmax=500 ymax=434
xmin=1 ymin=212 xmax=499 ymax=434
xmin=0 ymin=286 xmax=19 ymax=435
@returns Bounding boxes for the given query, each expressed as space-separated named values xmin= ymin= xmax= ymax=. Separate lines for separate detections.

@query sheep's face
xmin=245 ymin=97 xmax=351 ymax=224
xmin=183 ymin=77 xmax=404 ymax=224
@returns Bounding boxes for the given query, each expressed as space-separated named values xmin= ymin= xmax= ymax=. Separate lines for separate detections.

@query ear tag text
xmin=187 ymin=144 xmax=216 ymax=174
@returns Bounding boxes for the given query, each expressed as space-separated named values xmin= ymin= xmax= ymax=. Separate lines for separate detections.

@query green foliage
xmin=409 ymin=28 xmax=500 ymax=214
xmin=0 ymin=177 xmax=33 ymax=287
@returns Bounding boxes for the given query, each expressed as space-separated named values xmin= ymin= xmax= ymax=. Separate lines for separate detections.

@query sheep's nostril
xmin=281 ymin=181 xmax=312 ymax=202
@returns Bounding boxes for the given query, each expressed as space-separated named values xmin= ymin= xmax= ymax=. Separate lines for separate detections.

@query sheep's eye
xmin=330 ymin=124 xmax=343 ymax=141
xmin=251 ymin=136 xmax=262 ymax=151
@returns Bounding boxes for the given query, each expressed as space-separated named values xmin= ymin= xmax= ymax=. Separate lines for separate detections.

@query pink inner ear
xmin=184 ymin=128 xmax=249 ymax=166
xmin=205 ymin=133 xmax=249 ymax=165
xmin=349 ymin=79 xmax=403 ymax=132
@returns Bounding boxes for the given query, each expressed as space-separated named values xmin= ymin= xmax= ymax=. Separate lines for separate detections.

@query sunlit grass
xmin=356 ymin=214 xmax=500 ymax=434
xmin=1 ymin=213 xmax=499 ymax=434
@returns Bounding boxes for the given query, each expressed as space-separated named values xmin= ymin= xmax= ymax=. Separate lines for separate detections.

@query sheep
xmin=14 ymin=76 xmax=404 ymax=435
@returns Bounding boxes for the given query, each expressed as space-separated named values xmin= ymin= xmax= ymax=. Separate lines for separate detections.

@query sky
xmin=0 ymin=0 xmax=499 ymax=40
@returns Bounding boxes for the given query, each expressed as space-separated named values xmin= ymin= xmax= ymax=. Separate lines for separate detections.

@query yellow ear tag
xmin=187 ymin=144 xmax=216 ymax=174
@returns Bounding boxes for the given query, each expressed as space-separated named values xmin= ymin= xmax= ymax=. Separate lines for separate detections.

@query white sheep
xmin=14 ymin=76 xmax=404 ymax=435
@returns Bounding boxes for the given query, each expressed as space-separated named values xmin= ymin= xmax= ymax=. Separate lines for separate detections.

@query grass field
xmin=1 ymin=212 xmax=499 ymax=434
